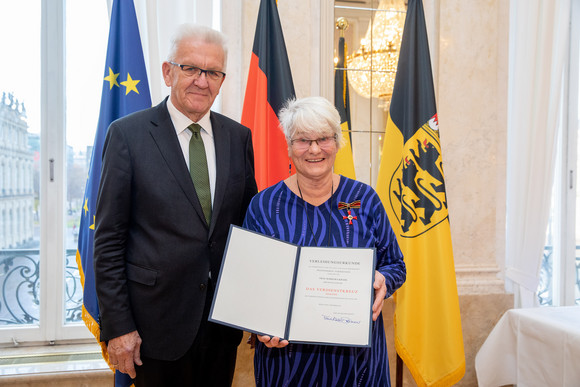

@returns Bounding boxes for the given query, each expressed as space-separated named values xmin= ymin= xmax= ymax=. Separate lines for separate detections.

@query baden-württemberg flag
xmin=242 ymin=0 xmax=295 ymax=191
xmin=333 ymin=34 xmax=356 ymax=179
xmin=376 ymin=0 xmax=465 ymax=385
xmin=75 ymin=0 xmax=151 ymax=385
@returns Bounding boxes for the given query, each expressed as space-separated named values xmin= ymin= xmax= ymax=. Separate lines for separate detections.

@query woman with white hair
xmin=243 ymin=96 xmax=406 ymax=386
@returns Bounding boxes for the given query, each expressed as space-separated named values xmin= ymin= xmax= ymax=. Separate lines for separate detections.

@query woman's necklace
xmin=297 ymin=177 xmax=334 ymax=247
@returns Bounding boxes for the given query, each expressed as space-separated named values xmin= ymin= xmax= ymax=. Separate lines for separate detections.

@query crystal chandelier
xmin=346 ymin=0 xmax=406 ymax=102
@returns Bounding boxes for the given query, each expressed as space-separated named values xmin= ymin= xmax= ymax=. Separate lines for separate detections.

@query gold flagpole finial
xmin=336 ymin=17 xmax=349 ymax=38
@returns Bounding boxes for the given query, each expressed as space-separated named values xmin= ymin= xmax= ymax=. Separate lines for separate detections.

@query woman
xmin=243 ymin=96 xmax=406 ymax=386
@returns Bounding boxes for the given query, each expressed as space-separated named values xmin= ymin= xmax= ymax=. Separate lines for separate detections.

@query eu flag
xmin=75 ymin=0 xmax=151 ymax=385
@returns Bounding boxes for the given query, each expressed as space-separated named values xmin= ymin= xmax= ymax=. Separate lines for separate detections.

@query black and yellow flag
xmin=376 ymin=0 xmax=465 ymax=385
xmin=333 ymin=35 xmax=356 ymax=179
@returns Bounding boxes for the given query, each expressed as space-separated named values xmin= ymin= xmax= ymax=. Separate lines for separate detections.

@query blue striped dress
xmin=243 ymin=176 xmax=406 ymax=387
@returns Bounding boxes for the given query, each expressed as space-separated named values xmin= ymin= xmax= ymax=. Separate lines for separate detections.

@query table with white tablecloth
xmin=475 ymin=306 xmax=580 ymax=387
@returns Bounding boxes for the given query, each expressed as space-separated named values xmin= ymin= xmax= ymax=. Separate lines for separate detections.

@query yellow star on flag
xmin=104 ymin=67 xmax=120 ymax=89
xmin=83 ymin=198 xmax=89 ymax=216
xmin=89 ymin=215 xmax=95 ymax=230
xmin=121 ymin=73 xmax=140 ymax=95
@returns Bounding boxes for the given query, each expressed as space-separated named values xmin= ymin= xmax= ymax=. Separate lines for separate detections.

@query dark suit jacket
xmin=94 ymin=98 xmax=258 ymax=361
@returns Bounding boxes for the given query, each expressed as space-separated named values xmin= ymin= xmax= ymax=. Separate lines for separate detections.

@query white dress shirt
xmin=166 ymin=98 xmax=217 ymax=206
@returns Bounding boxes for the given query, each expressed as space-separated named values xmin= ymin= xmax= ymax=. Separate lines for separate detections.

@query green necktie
xmin=188 ymin=123 xmax=212 ymax=225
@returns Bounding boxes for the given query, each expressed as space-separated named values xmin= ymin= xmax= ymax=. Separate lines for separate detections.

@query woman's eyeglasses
xmin=290 ymin=135 xmax=337 ymax=150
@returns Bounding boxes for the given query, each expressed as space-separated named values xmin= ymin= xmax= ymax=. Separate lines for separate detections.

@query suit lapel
xmin=210 ymin=112 xmax=231 ymax=236
xmin=148 ymin=100 xmax=208 ymax=226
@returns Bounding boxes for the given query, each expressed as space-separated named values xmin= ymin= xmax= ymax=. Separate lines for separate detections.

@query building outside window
xmin=0 ymin=0 xmax=107 ymax=344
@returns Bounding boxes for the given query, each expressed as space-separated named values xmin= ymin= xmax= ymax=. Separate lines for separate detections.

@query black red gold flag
xmin=242 ymin=0 xmax=295 ymax=190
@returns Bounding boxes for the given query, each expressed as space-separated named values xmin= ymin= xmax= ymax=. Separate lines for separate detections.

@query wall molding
xmin=456 ymin=265 xmax=505 ymax=295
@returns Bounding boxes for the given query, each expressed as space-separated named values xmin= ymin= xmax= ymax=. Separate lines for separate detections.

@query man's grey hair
xmin=167 ymin=24 xmax=228 ymax=70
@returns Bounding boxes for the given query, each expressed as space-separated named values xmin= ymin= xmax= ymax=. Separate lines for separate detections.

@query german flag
xmin=242 ymin=0 xmax=295 ymax=191
xmin=376 ymin=0 xmax=465 ymax=385
xmin=333 ymin=35 xmax=356 ymax=179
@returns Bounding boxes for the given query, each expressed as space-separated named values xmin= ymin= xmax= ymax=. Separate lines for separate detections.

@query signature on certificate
xmin=322 ymin=315 xmax=361 ymax=324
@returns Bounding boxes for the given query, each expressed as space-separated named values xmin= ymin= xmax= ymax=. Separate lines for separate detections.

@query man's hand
xmin=107 ymin=330 xmax=143 ymax=379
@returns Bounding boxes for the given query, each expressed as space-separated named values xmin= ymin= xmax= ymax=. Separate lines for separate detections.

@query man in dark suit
xmin=94 ymin=23 xmax=258 ymax=386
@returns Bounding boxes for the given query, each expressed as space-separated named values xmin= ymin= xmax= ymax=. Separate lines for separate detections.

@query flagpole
xmin=396 ymin=353 xmax=403 ymax=387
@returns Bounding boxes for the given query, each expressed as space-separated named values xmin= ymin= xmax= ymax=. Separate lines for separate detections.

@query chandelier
xmin=345 ymin=0 xmax=406 ymax=102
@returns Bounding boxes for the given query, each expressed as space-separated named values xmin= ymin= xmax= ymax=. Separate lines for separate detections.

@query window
xmin=0 ymin=0 xmax=43 ymax=341
xmin=0 ymin=0 xmax=107 ymax=345
xmin=539 ymin=0 xmax=580 ymax=306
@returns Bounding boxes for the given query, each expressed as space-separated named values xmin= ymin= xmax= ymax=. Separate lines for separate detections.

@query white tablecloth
xmin=475 ymin=306 xmax=580 ymax=387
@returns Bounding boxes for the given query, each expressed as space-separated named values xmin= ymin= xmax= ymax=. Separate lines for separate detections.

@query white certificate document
xmin=209 ymin=226 xmax=375 ymax=347
xmin=288 ymin=247 xmax=374 ymax=346
xmin=209 ymin=226 xmax=298 ymax=339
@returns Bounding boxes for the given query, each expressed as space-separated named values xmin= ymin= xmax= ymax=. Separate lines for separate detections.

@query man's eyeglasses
xmin=169 ymin=61 xmax=226 ymax=81
xmin=290 ymin=135 xmax=337 ymax=150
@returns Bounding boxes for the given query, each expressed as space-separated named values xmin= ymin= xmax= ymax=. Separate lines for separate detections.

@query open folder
xmin=209 ymin=225 xmax=376 ymax=347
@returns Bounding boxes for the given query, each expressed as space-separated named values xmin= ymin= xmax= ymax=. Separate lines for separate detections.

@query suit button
xmin=200 ymin=283 xmax=206 ymax=290
xmin=208 ymin=241 xmax=214 ymax=248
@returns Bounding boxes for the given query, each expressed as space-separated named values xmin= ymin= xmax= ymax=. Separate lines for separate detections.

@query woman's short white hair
xmin=278 ymin=96 xmax=343 ymax=150
xmin=167 ymin=24 xmax=228 ymax=71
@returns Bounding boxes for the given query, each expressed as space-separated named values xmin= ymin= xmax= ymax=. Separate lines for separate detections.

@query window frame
xmin=559 ymin=0 xmax=580 ymax=306
xmin=0 ymin=0 xmax=92 ymax=346
xmin=541 ymin=0 xmax=580 ymax=307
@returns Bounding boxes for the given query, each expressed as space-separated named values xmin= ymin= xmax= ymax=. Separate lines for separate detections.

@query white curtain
xmin=106 ymin=0 xmax=219 ymax=105
xmin=505 ymin=0 xmax=571 ymax=308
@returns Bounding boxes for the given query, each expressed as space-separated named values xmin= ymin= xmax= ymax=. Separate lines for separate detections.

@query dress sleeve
xmin=372 ymin=193 xmax=406 ymax=298
xmin=243 ymin=195 xmax=264 ymax=233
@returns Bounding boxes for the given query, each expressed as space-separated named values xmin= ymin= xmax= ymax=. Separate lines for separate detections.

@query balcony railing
xmin=538 ymin=245 xmax=580 ymax=306
xmin=0 ymin=249 xmax=82 ymax=325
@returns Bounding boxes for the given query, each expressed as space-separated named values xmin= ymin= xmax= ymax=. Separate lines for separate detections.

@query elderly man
xmin=94 ymin=24 xmax=258 ymax=386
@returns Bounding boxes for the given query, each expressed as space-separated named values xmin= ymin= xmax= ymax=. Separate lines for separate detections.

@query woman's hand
xmin=257 ymin=334 xmax=289 ymax=348
xmin=372 ymin=271 xmax=387 ymax=321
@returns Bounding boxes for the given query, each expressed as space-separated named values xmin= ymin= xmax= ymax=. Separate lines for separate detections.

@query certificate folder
xmin=209 ymin=225 xmax=376 ymax=347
